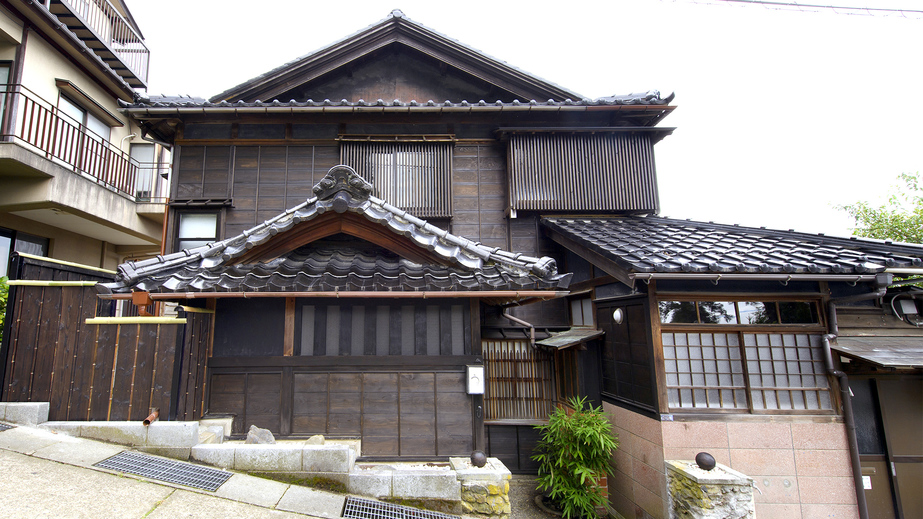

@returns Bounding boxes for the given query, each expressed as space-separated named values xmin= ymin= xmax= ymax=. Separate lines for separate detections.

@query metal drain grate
xmin=343 ymin=497 xmax=461 ymax=519
xmin=94 ymin=451 xmax=232 ymax=491
xmin=0 ymin=422 xmax=14 ymax=432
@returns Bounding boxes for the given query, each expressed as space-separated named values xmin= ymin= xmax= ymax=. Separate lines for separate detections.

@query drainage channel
xmin=343 ymin=497 xmax=461 ymax=519
xmin=94 ymin=451 xmax=232 ymax=492
xmin=0 ymin=422 xmax=14 ymax=432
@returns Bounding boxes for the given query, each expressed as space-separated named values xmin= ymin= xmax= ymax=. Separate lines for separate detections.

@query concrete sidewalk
xmin=0 ymin=422 xmax=340 ymax=518
xmin=0 ymin=420 xmax=556 ymax=519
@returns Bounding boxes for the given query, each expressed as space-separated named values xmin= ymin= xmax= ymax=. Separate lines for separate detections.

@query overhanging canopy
xmin=832 ymin=336 xmax=923 ymax=369
xmin=536 ymin=327 xmax=604 ymax=351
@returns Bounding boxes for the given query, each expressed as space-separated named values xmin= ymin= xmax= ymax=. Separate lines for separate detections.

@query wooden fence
xmin=482 ymin=339 xmax=554 ymax=421
xmin=0 ymin=254 xmax=210 ymax=421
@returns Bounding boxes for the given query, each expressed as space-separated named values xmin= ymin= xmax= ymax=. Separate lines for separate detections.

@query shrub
xmin=533 ymin=396 xmax=618 ymax=518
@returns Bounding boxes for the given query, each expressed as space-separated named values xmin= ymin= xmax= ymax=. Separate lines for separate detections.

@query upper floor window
xmin=340 ymin=140 xmax=453 ymax=218
xmin=506 ymin=132 xmax=659 ymax=214
xmin=55 ymin=92 xmax=115 ymax=177
xmin=657 ymin=298 xmax=831 ymax=414
xmin=176 ymin=212 xmax=218 ymax=251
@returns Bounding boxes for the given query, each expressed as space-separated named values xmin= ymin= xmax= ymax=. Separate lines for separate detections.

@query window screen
xmin=340 ymin=142 xmax=452 ymax=218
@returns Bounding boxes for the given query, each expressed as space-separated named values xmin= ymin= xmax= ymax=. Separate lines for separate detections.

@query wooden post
xmin=284 ymin=297 xmax=295 ymax=356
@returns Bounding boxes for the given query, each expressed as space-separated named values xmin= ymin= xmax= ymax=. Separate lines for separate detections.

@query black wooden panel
xmin=32 ymin=286 xmax=61 ymax=403
xmin=485 ymin=424 xmax=543 ymax=474
xmin=213 ymin=299 xmax=284 ymax=356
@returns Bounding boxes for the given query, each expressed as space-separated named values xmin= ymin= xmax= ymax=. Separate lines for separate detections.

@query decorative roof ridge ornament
xmin=312 ymin=165 xmax=372 ymax=204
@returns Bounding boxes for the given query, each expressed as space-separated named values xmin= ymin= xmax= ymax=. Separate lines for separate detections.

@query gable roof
xmin=210 ymin=9 xmax=583 ymax=103
xmin=100 ymin=166 xmax=571 ymax=301
xmin=542 ymin=216 xmax=923 ymax=285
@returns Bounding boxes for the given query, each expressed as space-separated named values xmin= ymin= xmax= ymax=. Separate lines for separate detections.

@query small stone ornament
xmin=695 ymin=451 xmax=716 ymax=471
xmin=470 ymin=450 xmax=487 ymax=468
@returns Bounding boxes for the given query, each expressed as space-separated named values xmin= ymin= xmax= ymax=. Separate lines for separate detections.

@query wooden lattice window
xmin=340 ymin=141 xmax=453 ymax=218
xmin=483 ymin=339 xmax=554 ymax=421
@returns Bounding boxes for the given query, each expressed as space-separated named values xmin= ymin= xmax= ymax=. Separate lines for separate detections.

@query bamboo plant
xmin=533 ymin=396 xmax=618 ymax=518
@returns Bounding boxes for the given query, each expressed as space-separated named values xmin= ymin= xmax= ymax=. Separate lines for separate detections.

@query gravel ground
xmin=508 ymin=475 xmax=560 ymax=519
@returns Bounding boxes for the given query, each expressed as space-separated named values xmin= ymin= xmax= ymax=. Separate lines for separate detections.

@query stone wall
xmin=666 ymin=461 xmax=754 ymax=518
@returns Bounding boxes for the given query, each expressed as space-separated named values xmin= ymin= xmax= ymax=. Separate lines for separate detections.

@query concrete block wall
xmin=0 ymin=402 xmax=49 ymax=425
xmin=41 ymin=421 xmax=199 ymax=459
xmin=662 ymin=421 xmax=858 ymax=519
xmin=604 ymin=403 xmax=668 ymax=519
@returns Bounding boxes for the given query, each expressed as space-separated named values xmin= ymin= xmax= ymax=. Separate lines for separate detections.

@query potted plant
xmin=533 ymin=396 xmax=618 ymax=518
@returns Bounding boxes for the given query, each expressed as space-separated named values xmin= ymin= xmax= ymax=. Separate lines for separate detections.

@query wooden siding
xmin=1 ymin=257 xmax=211 ymax=421
xmin=452 ymin=144 xmax=508 ymax=251
xmin=507 ymin=133 xmax=659 ymax=212
xmin=172 ymin=145 xmax=340 ymax=238
xmin=207 ymin=360 xmax=475 ymax=457
xmin=299 ymin=302 xmax=469 ymax=357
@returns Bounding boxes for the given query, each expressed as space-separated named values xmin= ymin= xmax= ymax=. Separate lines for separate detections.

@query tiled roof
xmin=121 ymin=92 xmax=675 ymax=110
xmin=109 ymin=245 xmax=561 ymax=294
xmin=100 ymin=166 xmax=570 ymax=295
xmin=542 ymin=216 xmax=923 ymax=275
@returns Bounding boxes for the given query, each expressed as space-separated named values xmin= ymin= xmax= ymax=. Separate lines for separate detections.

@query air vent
xmin=343 ymin=497 xmax=461 ymax=519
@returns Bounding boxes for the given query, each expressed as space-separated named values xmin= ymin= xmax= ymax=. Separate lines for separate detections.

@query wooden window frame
xmin=656 ymin=296 xmax=834 ymax=416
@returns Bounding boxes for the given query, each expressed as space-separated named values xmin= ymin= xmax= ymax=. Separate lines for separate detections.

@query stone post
xmin=665 ymin=460 xmax=755 ymax=519
xmin=450 ymin=457 xmax=512 ymax=519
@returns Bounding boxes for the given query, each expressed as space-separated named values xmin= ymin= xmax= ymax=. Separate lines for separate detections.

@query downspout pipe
xmin=821 ymin=332 xmax=869 ymax=519
xmin=502 ymin=309 xmax=535 ymax=349
xmin=822 ymin=277 xmax=889 ymax=519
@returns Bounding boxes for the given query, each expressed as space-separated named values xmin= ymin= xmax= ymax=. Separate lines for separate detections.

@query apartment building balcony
xmin=13 ymin=0 xmax=149 ymax=89
xmin=0 ymin=84 xmax=167 ymax=248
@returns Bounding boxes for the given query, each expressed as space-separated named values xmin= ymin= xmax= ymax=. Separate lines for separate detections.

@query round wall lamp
xmin=612 ymin=308 xmax=624 ymax=324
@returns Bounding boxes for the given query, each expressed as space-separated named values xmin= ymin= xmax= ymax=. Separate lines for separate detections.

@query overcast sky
xmin=127 ymin=0 xmax=923 ymax=239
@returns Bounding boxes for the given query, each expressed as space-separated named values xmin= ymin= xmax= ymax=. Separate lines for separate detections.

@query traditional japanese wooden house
xmin=109 ymin=8 xmax=675 ymax=461
xmin=84 ymin=8 xmax=923 ymax=519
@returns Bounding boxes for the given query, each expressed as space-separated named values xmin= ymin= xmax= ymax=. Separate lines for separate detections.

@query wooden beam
xmin=284 ymin=297 xmax=295 ymax=356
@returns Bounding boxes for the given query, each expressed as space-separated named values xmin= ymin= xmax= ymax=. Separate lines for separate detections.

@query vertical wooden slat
xmin=68 ymin=287 xmax=100 ymax=420
xmin=130 ymin=324 xmax=158 ymax=420
xmin=109 ymin=323 xmax=138 ymax=420
xmin=283 ymin=297 xmax=295 ymax=356
xmin=509 ymin=133 xmax=658 ymax=212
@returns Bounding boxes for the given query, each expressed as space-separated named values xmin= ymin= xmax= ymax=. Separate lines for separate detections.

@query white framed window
xmin=176 ymin=212 xmax=218 ymax=251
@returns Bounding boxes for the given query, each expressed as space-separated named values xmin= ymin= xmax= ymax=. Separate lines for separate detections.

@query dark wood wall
xmin=1 ymin=255 xmax=211 ymax=422
xmin=207 ymin=357 xmax=477 ymax=458
xmin=170 ymin=142 xmax=522 ymax=254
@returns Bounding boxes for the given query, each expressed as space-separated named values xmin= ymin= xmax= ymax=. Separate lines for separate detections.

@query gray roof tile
xmin=542 ymin=216 xmax=923 ymax=276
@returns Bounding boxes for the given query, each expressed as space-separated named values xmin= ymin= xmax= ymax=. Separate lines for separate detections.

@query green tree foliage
xmin=840 ymin=172 xmax=923 ymax=244
xmin=0 ymin=276 xmax=8 ymax=343
xmin=533 ymin=396 xmax=618 ymax=518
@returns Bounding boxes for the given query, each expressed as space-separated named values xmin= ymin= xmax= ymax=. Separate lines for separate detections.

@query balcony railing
xmin=54 ymin=0 xmax=150 ymax=86
xmin=0 ymin=84 xmax=170 ymax=202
